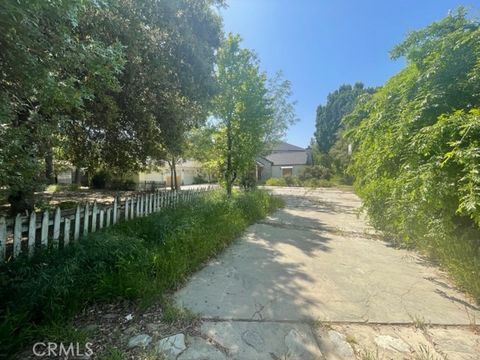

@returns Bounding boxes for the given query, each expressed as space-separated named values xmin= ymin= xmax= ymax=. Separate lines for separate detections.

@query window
xmin=281 ymin=167 xmax=293 ymax=177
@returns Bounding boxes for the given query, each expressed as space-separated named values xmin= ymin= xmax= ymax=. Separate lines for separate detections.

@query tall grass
xmin=0 ymin=190 xmax=284 ymax=358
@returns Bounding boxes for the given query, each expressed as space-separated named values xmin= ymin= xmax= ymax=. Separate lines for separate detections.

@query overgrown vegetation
xmin=0 ymin=190 xmax=284 ymax=358
xmin=264 ymin=165 xmax=338 ymax=188
xmin=346 ymin=9 xmax=480 ymax=301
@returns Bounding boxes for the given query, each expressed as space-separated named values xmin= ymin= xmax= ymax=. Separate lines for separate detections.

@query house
xmin=132 ymin=159 xmax=208 ymax=188
xmin=256 ymin=142 xmax=313 ymax=180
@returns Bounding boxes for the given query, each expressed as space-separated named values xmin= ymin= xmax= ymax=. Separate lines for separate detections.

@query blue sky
xmin=220 ymin=0 xmax=478 ymax=147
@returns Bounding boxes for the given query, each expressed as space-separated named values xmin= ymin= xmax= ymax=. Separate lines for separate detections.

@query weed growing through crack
xmin=358 ymin=347 xmax=380 ymax=360
xmin=414 ymin=344 xmax=443 ymax=360
xmin=310 ymin=318 xmax=333 ymax=330
xmin=161 ymin=300 xmax=198 ymax=324
xmin=410 ymin=314 xmax=430 ymax=331
xmin=346 ymin=334 xmax=358 ymax=346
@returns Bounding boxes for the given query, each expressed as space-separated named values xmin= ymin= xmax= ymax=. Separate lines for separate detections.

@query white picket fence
xmin=0 ymin=187 xmax=212 ymax=262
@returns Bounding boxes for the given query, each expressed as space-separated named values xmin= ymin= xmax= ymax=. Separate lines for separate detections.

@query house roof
xmin=264 ymin=150 xmax=308 ymax=166
xmin=271 ymin=141 xmax=305 ymax=152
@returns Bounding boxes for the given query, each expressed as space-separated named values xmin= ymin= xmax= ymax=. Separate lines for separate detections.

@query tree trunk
xmin=226 ymin=120 xmax=233 ymax=196
xmin=74 ymin=167 xmax=82 ymax=185
xmin=169 ymin=159 xmax=175 ymax=191
xmin=45 ymin=147 xmax=54 ymax=184
xmin=173 ymin=159 xmax=179 ymax=190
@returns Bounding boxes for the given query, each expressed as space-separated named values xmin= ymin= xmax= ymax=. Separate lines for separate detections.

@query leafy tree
xmin=188 ymin=38 xmax=296 ymax=194
xmin=60 ymin=0 xmax=223 ymax=178
xmin=315 ymin=83 xmax=374 ymax=153
xmin=0 ymin=0 xmax=124 ymax=213
xmin=211 ymin=34 xmax=274 ymax=195
xmin=185 ymin=126 xmax=220 ymax=180
xmin=264 ymin=71 xmax=298 ymax=147
xmin=0 ymin=0 xmax=223 ymax=212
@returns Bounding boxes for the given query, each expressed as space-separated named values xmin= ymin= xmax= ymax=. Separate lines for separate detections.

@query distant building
xmin=256 ymin=142 xmax=313 ymax=180
xmin=132 ymin=159 xmax=208 ymax=187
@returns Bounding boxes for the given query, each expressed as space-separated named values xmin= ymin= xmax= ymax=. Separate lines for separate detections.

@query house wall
xmin=256 ymin=157 xmax=272 ymax=180
xmin=271 ymin=165 xmax=307 ymax=178
xmin=57 ymin=170 xmax=73 ymax=184
xmin=138 ymin=171 xmax=165 ymax=183
xmin=137 ymin=162 xmax=205 ymax=186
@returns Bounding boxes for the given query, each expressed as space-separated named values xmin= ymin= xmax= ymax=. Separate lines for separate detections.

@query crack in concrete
xmin=251 ymin=299 xmax=274 ymax=320
xmin=199 ymin=317 xmax=479 ymax=328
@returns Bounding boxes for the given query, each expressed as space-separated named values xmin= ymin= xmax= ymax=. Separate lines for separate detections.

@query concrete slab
xmin=315 ymin=324 xmax=441 ymax=360
xmin=174 ymin=187 xmax=480 ymax=358
xmin=199 ymin=320 xmax=323 ymax=360
xmin=428 ymin=327 xmax=480 ymax=360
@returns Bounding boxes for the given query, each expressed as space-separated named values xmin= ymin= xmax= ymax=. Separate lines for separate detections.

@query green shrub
xmin=91 ymin=170 xmax=111 ymax=189
xmin=240 ymin=172 xmax=257 ymax=190
xmin=303 ymin=178 xmax=334 ymax=188
xmin=0 ymin=190 xmax=283 ymax=358
xmin=265 ymin=175 xmax=336 ymax=188
xmin=284 ymin=176 xmax=301 ymax=187
xmin=265 ymin=177 xmax=287 ymax=186
xmin=109 ymin=179 xmax=137 ymax=191
xmin=299 ymin=165 xmax=332 ymax=181
xmin=67 ymin=183 xmax=81 ymax=191
xmin=193 ymin=175 xmax=207 ymax=184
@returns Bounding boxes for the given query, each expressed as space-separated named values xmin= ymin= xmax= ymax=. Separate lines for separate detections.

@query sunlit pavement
xmin=174 ymin=187 xmax=480 ymax=359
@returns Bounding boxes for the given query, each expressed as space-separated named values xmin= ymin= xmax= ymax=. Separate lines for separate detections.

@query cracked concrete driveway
xmin=174 ymin=187 xmax=480 ymax=359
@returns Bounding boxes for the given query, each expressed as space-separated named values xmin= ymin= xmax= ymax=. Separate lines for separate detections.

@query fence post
xmin=83 ymin=203 xmax=90 ymax=236
xmin=99 ymin=210 xmax=104 ymax=229
xmin=136 ymin=195 xmax=140 ymax=217
xmin=13 ymin=214 xmax=22 ymax=258
xmin=28 ymin=212 xmax=36 ymax=257
xmin=41 ymin=210 xmax=49 ymax=247
xmin=53 ymin=207 xmax=61 ymax=248
xmin=139 ymin=194 xmax=144 ymax=216
xmin=74 ymin=206 xmax=81 ymax=241
xmin=91 ymin=202 xmax=98 ymax=232
xmin=130 ymin=197 xmax=135 ymax=219
xmin=64 ymin=218 xmax=71 ymax=246
xmin=150 ymin=193 xmax=154 ymax=213
xmin=106 ymin=208 xmax=112 ymax=227
xmin=125 ymin=197 xmax=129 ymax=221
xmin=154 ymin=191 xmax=158 ymax=211
xmin=113 ymin=197 xmax=118 ymax=224
xmin=0 ymin=217 xmax=5 ymax=262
